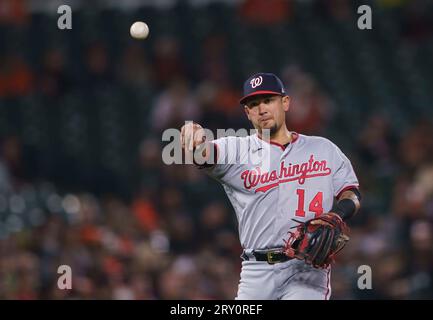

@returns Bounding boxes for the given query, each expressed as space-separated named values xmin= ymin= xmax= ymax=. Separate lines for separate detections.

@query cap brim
xmin=239 ymin=91 xmax=283 ymax=105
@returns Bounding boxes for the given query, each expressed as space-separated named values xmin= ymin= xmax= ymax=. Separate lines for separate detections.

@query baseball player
xmin=180 ymin=73 xmax=361 ymax=300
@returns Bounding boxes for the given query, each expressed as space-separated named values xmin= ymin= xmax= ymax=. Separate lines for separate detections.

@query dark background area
xmin=0 ymin=0 xmax=433 ymax=299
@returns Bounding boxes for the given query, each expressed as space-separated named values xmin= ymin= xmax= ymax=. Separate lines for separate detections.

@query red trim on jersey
xmin=240 ymin=91 xmax=283 ymax=104
xmin=257 ymin=132 xmax=299 ymax=151
xmin=336 ymin=185 xmax=359 ymax=199
xmin=269 ymin=141 xmax=286 ymax=151
xmin=324 ymin=268 xmax=331 ymax=300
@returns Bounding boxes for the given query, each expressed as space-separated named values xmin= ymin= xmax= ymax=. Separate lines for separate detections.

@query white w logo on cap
xmin=250 ymin=76 xmax=263 ymax=88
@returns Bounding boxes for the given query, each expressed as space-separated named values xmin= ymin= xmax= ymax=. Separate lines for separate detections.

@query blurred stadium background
xmin=1 ymin=0 xmax=433 ymax=299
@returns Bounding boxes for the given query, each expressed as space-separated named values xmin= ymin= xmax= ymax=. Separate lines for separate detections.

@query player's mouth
xmin=259 ymin=117 xmax=273 ymax=124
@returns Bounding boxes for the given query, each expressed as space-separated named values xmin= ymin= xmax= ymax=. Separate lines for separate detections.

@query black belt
xmin=241 ymin=249 xmax=292 ymax=264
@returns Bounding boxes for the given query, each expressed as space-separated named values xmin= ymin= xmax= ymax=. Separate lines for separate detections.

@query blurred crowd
xmin=1 ymin=0 xmax=433 ymax=299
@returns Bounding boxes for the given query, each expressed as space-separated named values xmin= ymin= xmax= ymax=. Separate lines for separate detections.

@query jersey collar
xmin=254 ymin=132 xmax=299 ymax=151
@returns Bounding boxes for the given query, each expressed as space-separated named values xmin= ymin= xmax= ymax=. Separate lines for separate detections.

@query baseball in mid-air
xmin=130 ymin=21 xmax=149 ymax=39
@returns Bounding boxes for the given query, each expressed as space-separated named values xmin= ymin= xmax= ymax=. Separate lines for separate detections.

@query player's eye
xmin=264 ymin=98 xmax=271 ymax=104
xmin=248 ymin=101 xmax=259 ymax=108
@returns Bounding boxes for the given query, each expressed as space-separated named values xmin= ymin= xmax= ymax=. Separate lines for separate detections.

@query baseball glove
xmin=283 ymin=213 xmax=350 ymax=269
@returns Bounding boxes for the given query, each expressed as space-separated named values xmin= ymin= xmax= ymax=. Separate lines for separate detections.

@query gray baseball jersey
xmin=202 ymin=131 xmax=359 ymax=299
xmin=204 ymin=132 xmax=359 ymax=250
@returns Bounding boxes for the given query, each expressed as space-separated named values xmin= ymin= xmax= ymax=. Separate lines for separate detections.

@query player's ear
xmin=244 ymin=106 xmax=251 ymax=120
xmin=282 ymin=95 xmax=290 ymax=112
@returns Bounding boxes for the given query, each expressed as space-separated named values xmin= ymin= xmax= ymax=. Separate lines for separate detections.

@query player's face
xmin=244 ymin=94 xmax=290 ymax=135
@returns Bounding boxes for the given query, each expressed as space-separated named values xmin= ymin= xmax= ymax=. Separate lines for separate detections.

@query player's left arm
xmin=331 ymin=188 xmax=361 ymax=221
xmin=328 ymin=140 xmax=362 ymax=222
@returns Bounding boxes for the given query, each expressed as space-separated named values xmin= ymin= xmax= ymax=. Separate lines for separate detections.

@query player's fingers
xmin=311 ymin=220 xmax=332 ymax=227
xmin=185 ymin=123 xmax=194 ymax=152
xmin=183 ymin=122 xmax=203 ymax=151
xmin=180 ymin=126 xmax=185 ymax=146
xmin=188 ymin=129 xmax=194 ymax=152
xmin=194 ymin=128 xmax=205 ymax=146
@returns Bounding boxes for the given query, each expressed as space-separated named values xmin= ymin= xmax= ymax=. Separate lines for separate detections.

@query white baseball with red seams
xmin=202 ymin=131 xmax=359 ymax=300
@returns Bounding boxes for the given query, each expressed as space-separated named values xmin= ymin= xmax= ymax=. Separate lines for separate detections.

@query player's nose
xmin=258 ymin=103 xmax=268 ymax=115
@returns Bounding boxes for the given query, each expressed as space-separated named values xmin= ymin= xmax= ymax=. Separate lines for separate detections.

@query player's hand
xmin=180 ymin=122 xmax=206 ymax=152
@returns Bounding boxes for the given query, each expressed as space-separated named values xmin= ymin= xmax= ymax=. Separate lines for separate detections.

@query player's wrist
xmin=192 ymin=142 xmax=217 ymax=168
xmin=331 ymin=198 xmax=356 ymax=221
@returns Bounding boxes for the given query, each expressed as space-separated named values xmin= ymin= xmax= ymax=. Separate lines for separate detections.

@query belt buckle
xmin=267 ymin=251 xmax=279 ymax=264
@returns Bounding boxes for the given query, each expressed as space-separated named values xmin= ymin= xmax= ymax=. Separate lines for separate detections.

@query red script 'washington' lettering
xmin=240 ymin=155 xmax=331 ymax=193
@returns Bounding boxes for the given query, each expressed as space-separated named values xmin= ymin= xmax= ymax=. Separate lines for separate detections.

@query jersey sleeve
xmin=331 ymin=143 xmax=359 ymax=198
xmin=200 ymin=136 xmax=238 ymax=180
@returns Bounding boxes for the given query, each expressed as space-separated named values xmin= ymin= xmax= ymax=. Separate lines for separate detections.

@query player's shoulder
xmin=297 ymin=133 xmax=337 ymax=148
xmin=298 ymin=133 xmax=349 ymax=159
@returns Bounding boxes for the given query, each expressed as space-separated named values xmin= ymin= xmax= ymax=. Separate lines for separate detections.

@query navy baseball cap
xmin=239 ymin=73 xmax=287 ymax=105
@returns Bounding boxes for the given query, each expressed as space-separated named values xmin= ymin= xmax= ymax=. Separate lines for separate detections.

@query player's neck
xmin=259 ymin=126 xmax=292 ymax=145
